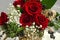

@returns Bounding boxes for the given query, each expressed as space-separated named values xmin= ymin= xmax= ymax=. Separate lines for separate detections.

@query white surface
xmin=0 ymin=0 xmax=60 ymax=40
xmin=42 ymin=29 xmax=60 ymax=40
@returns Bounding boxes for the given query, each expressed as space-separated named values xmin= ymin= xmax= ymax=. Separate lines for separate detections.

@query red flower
xmin=18 ymin=0 xmax=49 ymax=30
xmin=19 ymin=13 xmax=33 ymax=27
xmin=26 ymin=0 xmax=40 ymax=2
xmin=1 ymin=12 xmax=9 ymax=22
xmin=0 ymin=12 xmax=8 ymax=25
xmin=13 ymin=0 xmax=25 ymax=7
xmin=35 ymin=14 xmax=49 ymax=30
xmin=23 ymin=1 xmax=42 ymax=15
xmin=0 ymin=17 xmax=3 ymax=25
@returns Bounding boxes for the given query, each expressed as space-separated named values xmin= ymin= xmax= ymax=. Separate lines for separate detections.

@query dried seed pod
xmin=41 ymin=10 xmax=49 ymax=17
xmin=42 ymin=10 xmax=56 ymax=21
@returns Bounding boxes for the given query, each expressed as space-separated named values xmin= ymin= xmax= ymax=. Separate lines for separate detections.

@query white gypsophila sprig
xmin=7 ymin=3 xmax=21 ymax=24
xmin=24 ymin=25 xmax=42 ymax=40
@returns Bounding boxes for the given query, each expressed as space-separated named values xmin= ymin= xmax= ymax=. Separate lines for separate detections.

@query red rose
xmin=26 ymin=0 xmax=40 ymax=2
xmin=0 ymin=17 xmax=3 ymax=25
xmin=13 ymin=0 xmax=25 ymax=7
xmin=35 ymin=14 xmax=49 ymax=30
xmin=1 ymin=12 xmax=9 ymax=22
xmin=0 ymin=12 xmax=8 ymax=25
xmin=23 ymin=1 xmax=42 ymax=15
xmin=19 ymin=13 xmax=33 ymax=27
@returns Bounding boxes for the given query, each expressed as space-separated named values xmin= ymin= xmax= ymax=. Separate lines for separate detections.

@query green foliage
xmin=48 ymin=21 xmax=60 ymax=30
xmin=48 ymin=12 xmax=60 ymax=30
xmin=20 ymin=8 xmax=23 ymax=13
xmin=17 ymin=7 xmax=23 ymax=13
xmin=48 ymin=21 xmax=54 ymax=27
xmin=55 ymin=12 xmax=60 ymax=17
xmin=3 ymin=22 xmax=24 ymax=38
xmin=54 ymin=13 xmax=60 ymax=30
xmin=17 ymin=7 xmax=20 ymax=10
xmin=41 ymin=0 xmax=57 ymax=9
xmin=54 ymin=20 xmax=60 ymax=30
xmin=37 ymin=30 xmax=44 ymax=37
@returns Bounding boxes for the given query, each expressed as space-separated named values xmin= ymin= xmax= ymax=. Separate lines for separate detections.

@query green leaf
xmin=54 ymin=24 xmax=59 ymax=30
xmin=9 ymin=33 xmax=16 ymax=38
xmin=55 ymin=12 xmax=60 ymax=17
xmin=50 ymin=19 xmax=60 ymax=30
xmin=37 ymin=30 xmax=44 ymax=37
xmin=4 ymin=22 xmax=24 ymax=38
xmin=41 ymin=0 xmax=57 ymax=9
xmin=48 ymin=21 xmax=54 ymax=26
xmin=17 ymin=7 xmax=23 ymax=13
xmin=17 ymin=7 xmax=20 ymax=10
xmin=16 ymin=27 xmax=24 ymax=33
xmin=20 ymin=8 xmax=23 ymax=13
xmin=54 ymin=20 xmax=60 ymax=30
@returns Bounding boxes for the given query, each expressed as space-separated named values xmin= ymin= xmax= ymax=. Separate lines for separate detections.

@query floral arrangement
xmin=0 ymin=0 xmax=60 ymax=40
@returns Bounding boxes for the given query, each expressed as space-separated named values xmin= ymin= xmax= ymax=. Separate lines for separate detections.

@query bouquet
xmin=0 ymin=0 xmax=60 ymax=40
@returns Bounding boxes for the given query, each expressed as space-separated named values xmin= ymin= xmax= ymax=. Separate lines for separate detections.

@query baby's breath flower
xmin=7 ymin=4 xmax=21 ymax=24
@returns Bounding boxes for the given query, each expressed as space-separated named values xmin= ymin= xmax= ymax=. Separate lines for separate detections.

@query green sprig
xmin=49 ymin=12 xmax=60 ymax=30
xmin=3 ymin=22 xmax=24 ymax=38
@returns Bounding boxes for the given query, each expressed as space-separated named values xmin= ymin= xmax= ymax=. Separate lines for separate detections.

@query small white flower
xmin=17 ymin=5 xmax=20 ymax=8
xmin=20 ymin=23 xmax=22 ymax=26
xmin=18 ymin=13 xmax=21 ymax=17
xmin=17 ymin=10 xmax=20 ymax=12
xmin=37 ymin=25 xmax=42 ymax=28
xmin=36 ymin=25 xmax=38 ymax=28
xmin=30 ymin=26 xmax=35 ymax=29
xmin=33 ymin=29 xmax=36 ymax=32
xmin=13 ymin=10 xmax=17 ymax=13
xmin=28 ymin=34 xmax=30 ymax=37
xmin=26 ymin=28 xmax=29 ymax=31
xmin=40 ymin=25 xmax=42 ymax=28
xmin=33 ymin=22 xmax=35 ymax=25
xmin=11 ymin=13 xmax=14 ymax=15
xmin=26 ymin=25 xmax=29 ymax=28
xmin=37 ymin=30 xmax=39 ymax=32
